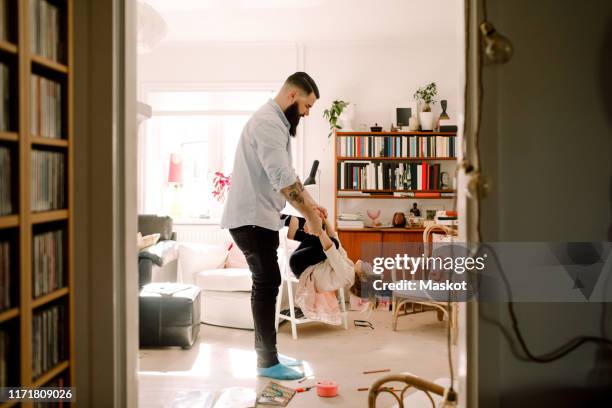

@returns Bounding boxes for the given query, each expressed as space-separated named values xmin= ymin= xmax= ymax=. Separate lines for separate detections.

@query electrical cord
xmin=479 ymin=244 xmax=612 ymax=362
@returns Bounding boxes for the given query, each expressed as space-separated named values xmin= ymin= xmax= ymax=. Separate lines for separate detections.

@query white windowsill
xmin=173 ymin=218 xmax=221 ymax=226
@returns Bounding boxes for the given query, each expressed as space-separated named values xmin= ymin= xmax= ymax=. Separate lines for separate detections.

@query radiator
xmin=173 ymin=224 xmax=231 ymax=245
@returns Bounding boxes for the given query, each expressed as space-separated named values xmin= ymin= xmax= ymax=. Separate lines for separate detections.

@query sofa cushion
xmin=178 ymin=243 xmax=228 ymax=285
xmin=200 ymin=290 xmax=254 ymax=330
xmin=138 ymin=215 xmax=174 ymax=241
xmin=225 ymin=243 xmax=249 ymax=268
xmin=196 ymin=268 xmax=252 ymax=292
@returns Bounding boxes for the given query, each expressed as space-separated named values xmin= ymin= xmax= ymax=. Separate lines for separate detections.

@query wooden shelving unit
xmin=30 ymin=209 xmax=69 ymax=224
xmin=0 ymin=131 xmax=18 ymax=142
xmin=0 ymin=39 xmax=17 ymax=54
xmin=31 ymin=136 xmax=69 ymax=148
xmin=333 ymin=130 xmax=457 ymax=261
xmin=0 ymin=0 xmax=74 ymax=395
xmin=0 ymin=307 xmax=19 ymax=324
xmin=0 ymin=215 xmax=19 ymax=229
xmin=31 ymin=54 xmax=68 ymax=74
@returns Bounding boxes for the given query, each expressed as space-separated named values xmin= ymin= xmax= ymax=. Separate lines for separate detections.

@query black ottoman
xmin=139 ymin=283 xmax=201 ymax=349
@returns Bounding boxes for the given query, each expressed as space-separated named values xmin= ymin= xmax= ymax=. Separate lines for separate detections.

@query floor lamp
xmin=303 ymin=159 xmax=320 ymax=204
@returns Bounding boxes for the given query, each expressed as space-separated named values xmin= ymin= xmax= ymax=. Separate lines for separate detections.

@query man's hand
xmin=314 ymin=205 xmax=328 ymax=220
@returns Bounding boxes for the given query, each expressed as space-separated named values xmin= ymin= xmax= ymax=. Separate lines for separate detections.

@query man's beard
xmin=284 ymin=102 xmax=302 ymax=137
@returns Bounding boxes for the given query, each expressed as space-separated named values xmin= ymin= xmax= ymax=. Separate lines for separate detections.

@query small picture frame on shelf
xmin=426 ymin=207 xmax=443 ymax=220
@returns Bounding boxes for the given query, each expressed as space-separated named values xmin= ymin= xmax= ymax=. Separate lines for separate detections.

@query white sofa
xmin=176 ymin=228 xmax=295 ymax=330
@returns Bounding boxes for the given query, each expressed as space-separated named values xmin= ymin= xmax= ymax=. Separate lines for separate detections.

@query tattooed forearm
xmin=284 ymin=180 xmax=305 ymax=205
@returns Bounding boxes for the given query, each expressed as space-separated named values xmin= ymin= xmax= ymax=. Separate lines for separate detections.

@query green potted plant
xmin=413 ymin=82 xmax=438 ymax=131
xmin=323 ymin=100 xmax=350 ymax=138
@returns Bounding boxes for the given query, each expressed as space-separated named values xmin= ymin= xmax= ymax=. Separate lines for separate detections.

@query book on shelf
xmin=31 ymin=74 xmax=62 ymax=139
xmin=337 ymin=219 xmax=365 ymax=229
xmin=31 ymin=149 xmax=66 ymax=212
xmin=30 ymin=0 xmax=64 ymax=63
xmin=337 ymin=190 xmax=369 ymax=197
xmin=338 ymin=213 xmax=363 ymax=221
xmin=337 ymin=161 xmax=446 ymax=191
xmin=392 ymin=191 xmax=456 ymax=198
xmin=32 ymin=304 xmax=66 ymax=379
xmin=33 ymin=229 xmax=64 ymax=298
xmin=0 ymin=62 xmax=9 ymax=132
xmin=337 ymin=134 xmax=456 ymax=158
xmin=0 ymin=240 xmax=10 ymax=310
xmin=0 ymin=145 xmax=12 ymax=215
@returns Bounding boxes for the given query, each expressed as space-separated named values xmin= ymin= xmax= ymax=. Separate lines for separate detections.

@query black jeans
xmin=229 ymin=225 xmax=281 ymax=368
xmin=283 ymin=215 xmax=339 ymax=278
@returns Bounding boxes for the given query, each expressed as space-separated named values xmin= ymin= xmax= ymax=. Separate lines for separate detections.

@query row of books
xmin=0 ymin=63 xmax=10 ymax=132
xmin=30 ymin=0 xmax=64 ymax=63
xmin=337 ymin=190 xmax=455 ymax=198
xmin=31 ymin=150 xmax=66 ymax=212
xmin=31 ymin=74 xmax=63 ymax=139
xmin=0 ymin=329 xmax=8 ymax=388
xmin=0 ymin=240 xmax=10 ymax=310
xmin=0 ymin=146 xmax=12 ymax=215
xmin=33 ymin=230 xmax=64 ymax=298
xmin=337 ymin=135 xmax=456 ymax=158
xmin=393 ymin=191 xmax=456 ymax=198
xmin=32 ymin=304 xmax=66 ymax=379
xmin=337 ymin=161 xmax=448 ymax=191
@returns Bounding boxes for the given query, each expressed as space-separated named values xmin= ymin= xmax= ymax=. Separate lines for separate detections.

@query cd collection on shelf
xmin=32 ymin=229 xmax=65 ymax=298
xmin=0 ymin=145 xmax=12 ymax=215
xmin=32 ymin=304 xmax=67 ymax=379
xmin=31 ymin=149 xmax=66 ymax=211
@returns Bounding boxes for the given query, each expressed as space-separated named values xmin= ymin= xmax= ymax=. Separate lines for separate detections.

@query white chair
xmin=275 ymin=228 xmax=348 ymax=339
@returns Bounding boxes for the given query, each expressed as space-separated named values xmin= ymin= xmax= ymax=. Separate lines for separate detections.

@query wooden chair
xmin=367 ymin=373 xmax=447 ymax=407
xmin=391 ymin=225 xmax=458 ymax=344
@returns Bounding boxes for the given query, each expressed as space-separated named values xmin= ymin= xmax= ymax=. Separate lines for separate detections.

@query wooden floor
xmin=138 ymin=309 xmax=456 ymax=408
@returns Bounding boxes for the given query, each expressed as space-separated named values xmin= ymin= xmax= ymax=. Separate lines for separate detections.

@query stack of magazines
xmin=337 ymin=213 xmax=364 ymax=229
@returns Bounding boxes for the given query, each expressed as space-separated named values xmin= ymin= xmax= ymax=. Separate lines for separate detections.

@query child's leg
xmin=289 ymin=237 xmax=341 ymax=277
xmin=283 ymin=215 xmax=307 ymax=241
xmin=289 ymin=244 xmax=328 ymax=277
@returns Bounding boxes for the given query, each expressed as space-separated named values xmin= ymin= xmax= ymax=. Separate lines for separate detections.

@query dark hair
xmin=285 ymin=72 xmax=320 ymax=99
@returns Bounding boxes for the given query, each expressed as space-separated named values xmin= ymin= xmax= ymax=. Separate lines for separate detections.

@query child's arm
xmin=323 ymin=217 xmax=337 ymax=239
xmin=318 ymin=229 xmax=334 ymax=251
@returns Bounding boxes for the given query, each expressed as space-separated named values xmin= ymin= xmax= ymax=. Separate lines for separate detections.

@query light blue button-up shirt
xmin=220 ymin=99 xmax=297 ymax=231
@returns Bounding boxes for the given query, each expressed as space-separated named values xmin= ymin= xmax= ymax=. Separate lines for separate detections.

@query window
xmin=139 ymin=89 xmax=277 ymax=221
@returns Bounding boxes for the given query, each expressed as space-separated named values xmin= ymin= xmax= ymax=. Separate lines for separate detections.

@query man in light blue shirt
xmin=221 ymin=72 xmax=325 ymax=380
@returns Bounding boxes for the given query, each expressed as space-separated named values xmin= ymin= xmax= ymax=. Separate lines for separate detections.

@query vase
xmin=420 ymin=112 xmax=434 ymax=131
xmin=439 ymin=99 xmax=450 ymax=120
xmin=338 ymin=103 xmax=355 ymax=131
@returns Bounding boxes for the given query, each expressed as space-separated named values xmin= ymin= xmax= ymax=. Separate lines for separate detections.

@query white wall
xmin=303 ymin=39 xmax=461 ymax=220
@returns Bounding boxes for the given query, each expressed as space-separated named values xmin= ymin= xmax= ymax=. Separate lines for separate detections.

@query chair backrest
xmin=278 ymin=227 xmax=302 ymax=282
xmin=423 ymin=224 xmax=456 ymax=257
